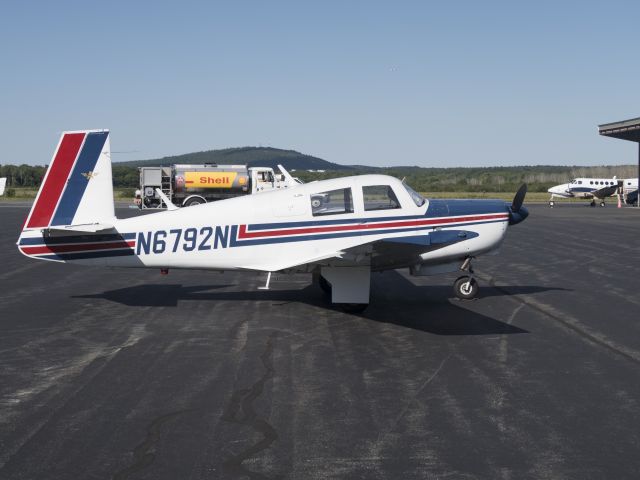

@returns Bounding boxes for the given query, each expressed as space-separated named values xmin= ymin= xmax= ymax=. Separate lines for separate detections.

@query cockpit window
xmin=310 ymin=188 xmax=354 ymax=216
xmin=402 ymin=182 xmax=426 ymax=207
xmin=363 ymin=185 xmax=401 ymax=211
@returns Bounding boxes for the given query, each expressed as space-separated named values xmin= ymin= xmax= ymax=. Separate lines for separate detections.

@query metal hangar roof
xmin=598 ymin=117 xmax=640 ymax=142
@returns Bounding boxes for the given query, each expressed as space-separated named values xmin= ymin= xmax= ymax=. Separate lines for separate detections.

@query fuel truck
xmin=137 ymin=164 xmax=300 ymax=209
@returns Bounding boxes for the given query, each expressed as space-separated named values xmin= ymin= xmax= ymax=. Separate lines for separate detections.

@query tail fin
xmin=23 ymin=129 xmax=115 ymax=231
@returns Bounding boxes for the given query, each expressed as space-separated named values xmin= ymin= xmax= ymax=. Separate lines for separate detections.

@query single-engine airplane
xmin=17 ymin=130 xmax=529 ymax=312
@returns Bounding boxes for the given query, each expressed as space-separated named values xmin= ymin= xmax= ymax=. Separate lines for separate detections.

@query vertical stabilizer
xmin=23 ymin=130 xmax=115 ymax=231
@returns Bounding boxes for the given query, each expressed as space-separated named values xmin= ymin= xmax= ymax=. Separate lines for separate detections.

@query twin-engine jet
xmin=17 ymin=130 xmax=528 ymax=312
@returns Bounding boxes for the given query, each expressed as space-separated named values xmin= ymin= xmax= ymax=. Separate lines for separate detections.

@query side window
xmin=310 ymin=188 xmax=353 ymax=216
xmin=578 ymin=181 xmax=582 ymax=184
xmin=362 ymin=185 xmax=401 ymax=211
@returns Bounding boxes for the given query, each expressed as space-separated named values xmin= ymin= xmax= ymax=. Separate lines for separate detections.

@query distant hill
xmin=117 ymin=146 xmax=353 ymax=171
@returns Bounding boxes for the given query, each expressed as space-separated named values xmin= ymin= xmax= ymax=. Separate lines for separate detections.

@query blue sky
xmin=1 ymin=1 xmax=639 ymax=167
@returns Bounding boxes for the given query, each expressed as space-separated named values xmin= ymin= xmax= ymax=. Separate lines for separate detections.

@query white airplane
xmin=17 ymin=130 xmax=528 ymax=312
xmin=547 ymin=177 xmax=620 ymax=207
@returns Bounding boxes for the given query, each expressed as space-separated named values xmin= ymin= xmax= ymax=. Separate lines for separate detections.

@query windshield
xmin=402 ymin=182 xmax=425 ymax=207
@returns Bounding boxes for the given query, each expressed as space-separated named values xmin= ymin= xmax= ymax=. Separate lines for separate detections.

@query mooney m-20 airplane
xmin=547 ymin=177 xmax=622 ymax=207
xmin=17 ymin=130 xmax=528 ymax=312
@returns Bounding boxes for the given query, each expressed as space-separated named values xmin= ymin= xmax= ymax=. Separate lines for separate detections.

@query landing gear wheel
xmin=600 ymin=201 xmax=605 ymax=207
xmin=183 ymin=197 xmax=205 ymax=207
xmin=454 ymin=276 xmax=479 ymax=300
xmin=549 ymin=201 xmax=554 ymax=208
xmin=590 ymin=200 xmax=596 ymax=207
xmin=339 ymin=303 xmax=369 ymax=314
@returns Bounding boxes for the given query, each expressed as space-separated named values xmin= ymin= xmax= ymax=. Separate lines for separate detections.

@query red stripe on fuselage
xmin=238 ymin=214 xmax=509 ymax=239
xmin=20 ymin=240 xmax=135 ymax=256
xmin=26 ymin=133 xmax=86 ymax=228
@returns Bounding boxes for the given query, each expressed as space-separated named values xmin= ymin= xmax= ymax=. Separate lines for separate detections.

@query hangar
xmin=598 ymin=117 xmax=640 ymax=206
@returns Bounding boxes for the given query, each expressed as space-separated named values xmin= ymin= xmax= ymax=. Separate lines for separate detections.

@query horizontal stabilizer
xmin=46 ymin=223 xmax=114 ymax=233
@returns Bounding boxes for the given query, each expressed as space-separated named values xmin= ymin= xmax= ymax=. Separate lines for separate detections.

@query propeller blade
xmin=511 ymin=183 xmax=527 ymax=212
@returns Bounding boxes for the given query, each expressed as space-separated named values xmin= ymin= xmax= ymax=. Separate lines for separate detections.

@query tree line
xmin=0 ymin=164 xmax=141 ymax=189
xmin=2 ymin=163 xmax=636 ymax=194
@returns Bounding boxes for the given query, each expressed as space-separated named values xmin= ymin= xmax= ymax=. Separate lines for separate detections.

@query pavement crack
xmin=112 ymin=409 xmax=189 ymax=480
xmin=222 ymin=332 xmax=280 ymax=480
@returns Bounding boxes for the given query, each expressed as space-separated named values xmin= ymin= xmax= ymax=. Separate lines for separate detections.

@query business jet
xmin=17 ymin=130 xmax=528 ymax=312
xmin=547 ymin=177 xmax=620 ymax=207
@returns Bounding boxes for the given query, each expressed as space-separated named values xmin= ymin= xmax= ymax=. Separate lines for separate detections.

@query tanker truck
xmin=137 ymin=164 xmax=300 ymax=209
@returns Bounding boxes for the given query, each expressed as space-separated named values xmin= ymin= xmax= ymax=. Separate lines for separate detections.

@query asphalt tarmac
xmin=1 ymin=201 xmax=639 ymax=479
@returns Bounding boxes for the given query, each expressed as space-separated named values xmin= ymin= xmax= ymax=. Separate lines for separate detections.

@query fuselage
xmin=18 ymin=175 xmax=513 ymax=273
xmin=548 ymin=177 xmax=620 ymax=199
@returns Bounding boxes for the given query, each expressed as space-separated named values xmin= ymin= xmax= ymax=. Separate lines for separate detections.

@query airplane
xmin=17 ymin=130 xmax=529 ymax=313
xmin=547 ymin=177 xmax=621 ymax=207
xmin=0 ymin=177 xmax=6 ymax=196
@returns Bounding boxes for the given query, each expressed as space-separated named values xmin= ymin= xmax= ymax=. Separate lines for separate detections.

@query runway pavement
xmin=1 ymin=201 xmax=639 ymax=479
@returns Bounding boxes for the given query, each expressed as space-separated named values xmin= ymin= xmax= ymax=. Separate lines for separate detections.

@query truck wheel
xmin=183 ymin=197 xmax=205 ymax=207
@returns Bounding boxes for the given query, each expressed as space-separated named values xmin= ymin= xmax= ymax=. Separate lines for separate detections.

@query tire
xmin=183 ymin=197 xmax=205 ymax=207
xmin=549 ymin=201 xmax=554 ymax=208
xmin=339 ymin=303 xmax=369 ymax=314
xmin=454 ymin=276 xmax=479 ymax=300
xmin=600 ymin=202 xmax=605 ymax=207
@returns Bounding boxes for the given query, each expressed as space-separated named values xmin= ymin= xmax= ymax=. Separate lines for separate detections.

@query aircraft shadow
xmin=69 ymin=269 xmax=565 ymax=335
xmin=360 ymin=270 xmax=546 ymax=335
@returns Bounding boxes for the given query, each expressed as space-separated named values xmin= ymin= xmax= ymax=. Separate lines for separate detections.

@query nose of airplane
xmin=508 ymin=205 xmax=529 ymax=225
xmin=508 ymin=183 xmax=528 ymax=226
xmin=548 ymin=183 xmax=569 ymax=195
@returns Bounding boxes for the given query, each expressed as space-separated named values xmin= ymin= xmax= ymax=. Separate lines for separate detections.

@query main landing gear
xmin=454 ymin=257 xmax=479 ymax=300
xmin=314 ymin=269 xmax=370 ymax=314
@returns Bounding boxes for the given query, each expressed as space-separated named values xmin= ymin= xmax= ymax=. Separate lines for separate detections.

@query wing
xmin=592 ymin=185 xmax=618 ymax=199
xmin=243 ymin=229 xmax=478 ymax=272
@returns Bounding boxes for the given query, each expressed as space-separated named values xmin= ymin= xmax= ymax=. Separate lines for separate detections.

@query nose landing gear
xmin=454 ymin=257 xmax=479 ymax=300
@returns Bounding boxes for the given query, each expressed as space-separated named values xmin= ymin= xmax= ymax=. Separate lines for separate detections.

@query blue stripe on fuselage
xmin=231 ymin=217 xmax=505 ymax=247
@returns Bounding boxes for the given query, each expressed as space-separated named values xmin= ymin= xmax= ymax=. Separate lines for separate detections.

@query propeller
xmin=508 ymin=183 xmax=529 ymax=225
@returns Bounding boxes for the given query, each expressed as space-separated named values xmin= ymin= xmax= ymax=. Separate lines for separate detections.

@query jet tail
xmin=22 ymin=130 xmax=115 ymax=232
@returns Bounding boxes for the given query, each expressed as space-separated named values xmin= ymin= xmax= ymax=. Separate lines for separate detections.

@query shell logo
xmin=184 ymin=172 xmax=237 ymax=188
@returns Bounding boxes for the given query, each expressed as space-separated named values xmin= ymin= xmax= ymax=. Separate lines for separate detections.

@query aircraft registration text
xmin=136 ymin=226 xmax=230 ymax=255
